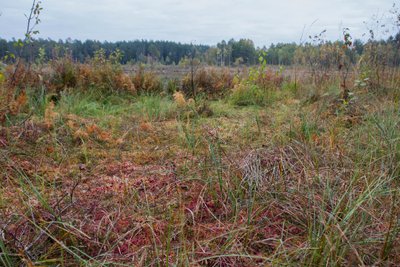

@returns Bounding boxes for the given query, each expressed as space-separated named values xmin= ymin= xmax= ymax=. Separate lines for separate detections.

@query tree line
xmin=0 ymin=34 xmax=399 ymax=67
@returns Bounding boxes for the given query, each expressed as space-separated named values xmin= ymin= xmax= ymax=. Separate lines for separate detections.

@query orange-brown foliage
xmin=9 ymin=91 xmax=28 ymax=115
xmin=132 ymin=66 xmax=162 ymax=93
xmin=181 ymin=67 xmax=235 ymax=97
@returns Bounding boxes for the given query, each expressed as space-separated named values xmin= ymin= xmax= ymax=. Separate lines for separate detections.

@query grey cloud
xmin=0 ymin=0 xmax=396 ymax=46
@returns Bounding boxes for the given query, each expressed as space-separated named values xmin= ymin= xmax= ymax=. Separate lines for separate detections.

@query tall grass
xmin=133 ymin=94 xmax=177 ymax=122
xmin=57 ymin=90 xmax=135 ymax=119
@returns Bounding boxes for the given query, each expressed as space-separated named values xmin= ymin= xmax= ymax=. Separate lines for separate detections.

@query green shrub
xmin=230 ymin=83 xmax=271 ymax=106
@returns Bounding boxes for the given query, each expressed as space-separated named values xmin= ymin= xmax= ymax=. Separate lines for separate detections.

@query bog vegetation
xmin=0 ymin=1 xmax=400 ymax=266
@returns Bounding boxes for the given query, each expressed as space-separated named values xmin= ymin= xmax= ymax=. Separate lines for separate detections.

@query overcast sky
xmin=0 ymin=0 xmax=398 ymax=46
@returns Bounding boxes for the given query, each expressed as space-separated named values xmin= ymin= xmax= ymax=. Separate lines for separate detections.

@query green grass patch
xmin=132 ymin=94 xmax=177 ymax=121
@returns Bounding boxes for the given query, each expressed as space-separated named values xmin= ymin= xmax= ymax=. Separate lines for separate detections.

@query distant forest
xmin=1 ymin=34 xmax=400 ymax=66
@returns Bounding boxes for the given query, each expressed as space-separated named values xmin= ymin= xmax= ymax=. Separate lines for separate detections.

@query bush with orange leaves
xmin=181 ymin=67 xmax=235 ymax=97
xmin=0 ymin=66 xmax=33 ymax=124
xmin=4 ymin=63 xmax=42 ymax=90
xmin=77 ymin=63 xmax=92 ymax=86
xmin=132 ymin=65 xmax=162 ymax=94
xmin=83 ymin=55 xmax=135 ymax=94
xmin=113 ymin=72 xmax=136 ymax=93
xmin=9 ymin=91 xmax=28 ymax=116
xmin=50 ymin=56 xmax=78 ymax=92
xmin=49 ymin=54 xmax=136 ymax=94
